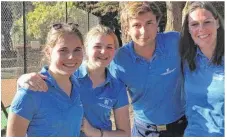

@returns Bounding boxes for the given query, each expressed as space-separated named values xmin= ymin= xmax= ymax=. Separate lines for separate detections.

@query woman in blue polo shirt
xmin=7 ymin=23 xmax=84 ymax=136
xmin=15 ymin=25 xmax=130 ymax=137
xmin=179 ymin=2 xmax=224 ymax=136
xmin=77 ymin=25 xmax=130 ymax=137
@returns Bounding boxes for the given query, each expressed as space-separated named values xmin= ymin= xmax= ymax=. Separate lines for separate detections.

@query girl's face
xmin=49 ymin=33 xmax=83 ymax=76
xmin=188 ymin=8 xmax=219 ymax=50
xmin=86 ymin=34 xmax=115 ymax=69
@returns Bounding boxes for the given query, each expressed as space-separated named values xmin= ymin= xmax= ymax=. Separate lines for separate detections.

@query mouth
xmin=198 ymin=34 xmax=209 ymax=39
xmin=63 ymin=63 xmax=77 ymax=68
xmin=97 ymin=57 xmax=108 ymax=60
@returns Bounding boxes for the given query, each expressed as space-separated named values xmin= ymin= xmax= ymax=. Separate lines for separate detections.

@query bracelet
xmin=98 ymin=128 xmax=103 ymax=137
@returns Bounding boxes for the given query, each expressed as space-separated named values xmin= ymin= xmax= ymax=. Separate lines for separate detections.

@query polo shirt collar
xmin=40 ymin=65 xmax=80 ymax=88
xmin=127 ymin=39 xmax=162 ymax=63
xmin=77 ymin=62 xmax=113 ymax=88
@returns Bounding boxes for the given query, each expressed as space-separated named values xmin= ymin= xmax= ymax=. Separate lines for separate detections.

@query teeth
xmin=97 ymin=57 xmax=108 ymax=60
xmin=64 ymin=64 xmax=76 ymax=67
xmin=199 ymin=34 xmax=209 ymax=39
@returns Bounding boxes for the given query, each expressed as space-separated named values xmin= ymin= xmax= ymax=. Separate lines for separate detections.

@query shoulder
xmin=73 ymin=62 xmax=87 ymax=78
xmin=109 ymin=75 xmax=126 ymax=95
xmin=115 ymin=41 xmax=133 ymax=60
xmin=157 ymin=31 xmax=181 ymax=53
xmin=14 ymin=88 xmax=43 ymax=100
xmin=11 ymin=88 xmax=44 ymax=107
xmin=10 ymin=88 xmax=44 ymax=121
xmin=157 ymin=31 xmax=180 ymax=43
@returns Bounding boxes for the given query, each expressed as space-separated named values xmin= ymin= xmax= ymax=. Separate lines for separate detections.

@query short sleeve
xmin=113 ymin=83 xmax=129 ymax=109
xmin=10 ymin=88 xmax=40 ymax=121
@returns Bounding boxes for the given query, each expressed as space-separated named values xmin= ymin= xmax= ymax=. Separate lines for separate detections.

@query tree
xmin=165 ymin=1 xmax=186 ymax=32
xmin=11 ymin=2 xmax=75 ymax=45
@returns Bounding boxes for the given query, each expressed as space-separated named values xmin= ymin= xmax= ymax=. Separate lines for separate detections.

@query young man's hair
xmin=120 ymin=2 xmax=162 ymax=44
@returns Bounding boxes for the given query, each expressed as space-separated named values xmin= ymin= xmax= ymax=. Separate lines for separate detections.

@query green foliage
xmin=11 ymin=2 xmax=75 ymax=45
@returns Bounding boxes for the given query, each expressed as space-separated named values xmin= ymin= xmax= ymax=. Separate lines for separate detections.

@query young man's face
xmin=127 ymin=11 xmax=158 ymax=48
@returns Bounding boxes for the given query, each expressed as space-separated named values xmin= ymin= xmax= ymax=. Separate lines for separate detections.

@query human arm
xmin=104 ymin=105 xmax=131 ymax=137
xmin=6 ymin=88 xmax=40 ymax=137
xmin=81 ymin=117 xmax=103 ymax=137
xmin=17 ymin=72 xmax=48 ymax=92
xmin=6 ymin=112 xmax=30 ymax=136
xmin=81 ymin=106 xmax=131 ymax=137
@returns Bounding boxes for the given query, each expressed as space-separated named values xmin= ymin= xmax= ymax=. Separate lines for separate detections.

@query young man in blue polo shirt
xmin=109 ymin=2 xmax=187 ymax=136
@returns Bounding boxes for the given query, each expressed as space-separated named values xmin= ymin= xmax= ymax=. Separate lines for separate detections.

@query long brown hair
xmin=179 ymin=1 xmax=224 ymax=71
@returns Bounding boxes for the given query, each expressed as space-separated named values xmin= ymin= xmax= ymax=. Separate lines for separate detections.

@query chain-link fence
xmin=1 ymin=1 xmax=99 ymax=135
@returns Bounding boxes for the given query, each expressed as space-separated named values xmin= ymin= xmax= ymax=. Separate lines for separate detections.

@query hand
xmin=81 ymin=117 xmax=100 ymax=137
xmin=17 ymin=72 xmax=48 ymax=92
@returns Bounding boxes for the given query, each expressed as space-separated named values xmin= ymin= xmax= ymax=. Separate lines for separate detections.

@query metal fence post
xmin=1 ymin=101 xmax=8 ymax=118
xmin=23 ymin=1 xmax=27 ymax=73
xmin=65 ymin=2 xmax=68 ymax=23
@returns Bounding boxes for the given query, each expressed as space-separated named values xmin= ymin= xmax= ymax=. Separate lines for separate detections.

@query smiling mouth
xmin=97 ymin=57 xmax=108 ymax=60
xmin=63 ymin=63 xmax=77 ymax=68
xmin=198 ymin=34 xmax=209 ymax=39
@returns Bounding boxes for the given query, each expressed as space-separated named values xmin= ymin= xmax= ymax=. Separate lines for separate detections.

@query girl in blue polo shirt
xmin=7 ymin=23 xmax=84 ymax=136
xmin=77 ymin=25 xmax=130 ymax=137
xmin=15 ymin=25 xmax=131 ymax=137
xmin=180 ymin=2 xmax=224 ymax=136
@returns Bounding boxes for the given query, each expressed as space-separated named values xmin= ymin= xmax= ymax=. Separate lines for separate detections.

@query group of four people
xmin=7 ymin=1 xmax=224 ymax=137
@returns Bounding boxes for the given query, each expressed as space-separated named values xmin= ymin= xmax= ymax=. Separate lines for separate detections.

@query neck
xmin=48 ymin=68 xmax=70 ymax=82
xmin=86 ymin=62 xmax=106 ymax=88
xmin=133 ymin=41 xmax=156 ymax=60
xmin=199 ymin=45 xmax=215 ymax=60
xmin=87 ymin=62 xmax=106 ymax=79
xmin=48 ymin=67 xmax=72 ymax=96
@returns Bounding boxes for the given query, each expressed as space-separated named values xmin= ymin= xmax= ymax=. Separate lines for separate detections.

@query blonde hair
xmin=120 ymin=2 xmax=162 ymax=43
xmin=85 ymin=24 xmax=119 ymax=50
xmin=41 ymin=23 xmax=84 ymax=64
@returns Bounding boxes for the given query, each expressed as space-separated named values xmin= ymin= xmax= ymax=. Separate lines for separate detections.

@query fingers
xmin=21 ymin=82 xmax=39 ymax=91
xmin=17 ymin=72 xmax=48 ymax=92
xmin=35 ymin=74 xmax=48 ymax=92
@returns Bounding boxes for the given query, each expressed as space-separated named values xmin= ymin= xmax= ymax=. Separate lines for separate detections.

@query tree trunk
xmin=119 ymin=2 xmax=129 ymax=45
xmin=165 ymin=2 xmax=185 ymax=32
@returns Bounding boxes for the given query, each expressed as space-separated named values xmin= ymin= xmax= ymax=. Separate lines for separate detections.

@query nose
xmin=140 ymin=26 xmax=146 ymax=35
xmin=100 ymin=48 xmax=106 ymax=54
xmin=198 ymin=23 xmax=205 ymax=32
xmin=67 ymin=52 xmax=74 ymax=59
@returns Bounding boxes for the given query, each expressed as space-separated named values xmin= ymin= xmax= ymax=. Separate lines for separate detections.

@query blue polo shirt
xmin=10 ymin=66 xmax=83 ymax=137
xmin=74 ymin=63 xmax=129 ymax=133
xmin=183 ymin=49 xmax=224 ymax=137
xmin=110 ymin=31 xmax=185 ymax=125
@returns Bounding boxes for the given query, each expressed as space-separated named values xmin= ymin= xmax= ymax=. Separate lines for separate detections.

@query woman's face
xmin=188 ymin=8 xmax=219 ymax=50
xmin=86 ymin=34 xmax=115 ymax=69
xmin=49 ymin=33 xmax=83 ymax=76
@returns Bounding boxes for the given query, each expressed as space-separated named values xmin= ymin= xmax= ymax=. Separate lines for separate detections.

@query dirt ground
xmin=1 ymin=79 xmax=17 ymax=107
xmin=1 ymin=79 xmax=134 ymax=129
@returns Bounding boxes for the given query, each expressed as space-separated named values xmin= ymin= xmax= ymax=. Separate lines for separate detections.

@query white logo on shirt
xmin=213 ymin=74 xmax=224 ymax=81
xmin=104 ymin=99 xmax=109 ymax=105
xmin=98 ymin=97 xmax=113 ymax=109
xmin=161 ymin=68 xmax=176 ymax=75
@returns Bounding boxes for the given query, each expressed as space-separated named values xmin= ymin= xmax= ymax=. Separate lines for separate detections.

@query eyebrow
xmin=94 ymin=43 xmax=114 ymax=46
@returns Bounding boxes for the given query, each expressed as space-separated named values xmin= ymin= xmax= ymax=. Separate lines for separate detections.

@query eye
xmin=132 ymin=24 xmax=140 ymax=28
xmin=190 ymin=23 xmax=198 ymax=27
xmin=94 ymin=45 xmax=102 ymax=49
xmin=107 ymin=46 xmax=114 ymax=49
xmin=204 ymin=21 xmax=211 ymax=24
xmin=59 ymin=48 xmax=66 ymax=52
xmin=147 ymin=21 xmax=154 ymax=24
xmin=74 ymin=47 xmax=82 ymax=52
